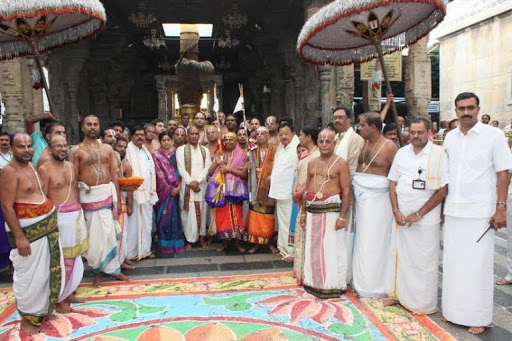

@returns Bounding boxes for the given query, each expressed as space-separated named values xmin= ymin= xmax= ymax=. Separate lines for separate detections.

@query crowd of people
xmin=0 ymin=91 xmax=511 ymax=336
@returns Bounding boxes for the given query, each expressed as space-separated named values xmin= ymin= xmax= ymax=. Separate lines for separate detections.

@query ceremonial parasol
xmin=0 ymin=0 xmax=107 ymax=116
xmin=297 ymin=0 xmax=446 ymax=145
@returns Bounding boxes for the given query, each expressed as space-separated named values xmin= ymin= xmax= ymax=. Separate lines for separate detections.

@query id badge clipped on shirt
xmin=412 ymin=167 xmax=426 ymax=190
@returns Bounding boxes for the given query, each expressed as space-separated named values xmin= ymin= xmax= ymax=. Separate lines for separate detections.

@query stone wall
xmin=0 ymin=57 xmax=44 ymax=133
xmin=437 ymin=9 xmax=512 ymax=125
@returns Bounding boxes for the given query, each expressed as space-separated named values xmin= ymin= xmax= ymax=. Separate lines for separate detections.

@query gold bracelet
xmin=338 ymin=217 xmax=346 ymax=221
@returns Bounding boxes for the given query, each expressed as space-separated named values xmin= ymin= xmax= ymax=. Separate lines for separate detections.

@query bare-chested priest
xmin=352 ymin=111 xmax=398 ymax=297
xmin=39 ymin=135 xmax=89 ymax=313
xmin=73 ymin=115 xmax=128 ymax=287
xmin=300 ymin=129 xmax=351 ymax=298
xmin=0 ymin=133 xmax=63 ymax=335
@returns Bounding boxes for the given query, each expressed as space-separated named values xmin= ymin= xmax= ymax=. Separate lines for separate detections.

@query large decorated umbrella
xmin=0 ymin=0 xmax=107 ymax=116
xmin=297 ymin=0 xmax=446 ymax=145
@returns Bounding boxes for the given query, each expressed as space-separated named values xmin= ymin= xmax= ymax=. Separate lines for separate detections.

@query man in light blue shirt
xmin=25 ymin=112 xmax=56 ymax=165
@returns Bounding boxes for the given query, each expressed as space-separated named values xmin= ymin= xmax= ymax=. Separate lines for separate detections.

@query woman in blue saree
xmin=153 ymin=131 xmax=185 ymax=255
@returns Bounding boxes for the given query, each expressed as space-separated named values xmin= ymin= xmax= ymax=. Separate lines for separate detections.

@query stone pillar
xmin=0 ymin=57 xmax=43 ymax=132
xmin=318 ymin=64 xmax=333 ymax=127
xmin=362 ymin=81 xmax=381 ymax=112
xmin=336 ymin=65 xmax=355 ymax=109
xmin=405 ymin=37 xmax=431 ymax=119
xmin=155 ymin=76 xmax=168 ymax=122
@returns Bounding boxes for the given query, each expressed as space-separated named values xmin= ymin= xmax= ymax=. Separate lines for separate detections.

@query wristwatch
xmin=497 ymin=202 xmax=507 ymax=208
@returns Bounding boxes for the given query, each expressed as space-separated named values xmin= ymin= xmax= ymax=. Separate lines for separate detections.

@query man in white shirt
xmin=0 ymin=132 xmax=12 ymax=169
xmin=176 ymin=126 xmax=212 ymax=249
xmin=333 ymin=107 xmax=364 ymax=284
xmin=269 ymin=122 xmax=299 ymax=262
xmin=383 ymin=117 xmax=448 ymax=314
xmin=125 ymin=126 xmax=158 ymax=260
xmin=0 ymin=132 xmax=12 ymax=272
xmin=495 ymin=147 xmax=512 ymax=287
xmin=442 ymin=92 xmax=512 ymax=335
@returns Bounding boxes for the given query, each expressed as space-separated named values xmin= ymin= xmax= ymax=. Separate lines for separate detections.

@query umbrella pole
xmin=372 ymin=39 xmax=403 ymax=146
xmin=29 ymin=39 xmax=57 ymax=119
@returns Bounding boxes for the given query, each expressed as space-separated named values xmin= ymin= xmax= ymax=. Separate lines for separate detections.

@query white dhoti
xmin=180 ymin=199 xmax=207 ymax=243
xmin=7 ymin=204 xmax=64 ymax=325
xmin=386 ymin=221 xmax=440 ymax=313
xmin=303 ymin=194 xmax=347 ymax=298
xmin=352 ymin=173 xmax=392 ymax=297
xmin=442 ymin=215 xmax=494 ymax=327
xmin=56 ymin=204 xmax=88 ymax=303
xmin=79 ymin=182 xmax=121 ymax=276
xmin=126 ymin=201 xmax=153 ymax=260
xmin=276 ymin=198 xmax=294 ymax=259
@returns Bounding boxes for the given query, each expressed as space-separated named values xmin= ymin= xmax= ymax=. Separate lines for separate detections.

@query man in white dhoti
xmin=381 ymin=118 xmax=448 ymax=313
xmin=126 ymin=126 xmax=158 ymax=260
xmin=442 ymin=92 xmax=512 ymax=334
xmin=352 ymin=112 xmax=398 ymax=297
xmin=73 ymin=115 xmax=128 ymax=287
xmin=269 ymin=122 xmax=300 ymax=262
xmin=496 ymin=154 xmax=512 ymax=286
xmin=0 ymin=133 xmax=63 ymax=335
xmin=300 ymin=129 xmax=351 ymax=298
xmin=39 ymin=135 xmax=89 ymax=313
xmin=176 ymin=126 xmax=212 ymax=249
xmin=333 ymin=106 xmax=364 ymax=284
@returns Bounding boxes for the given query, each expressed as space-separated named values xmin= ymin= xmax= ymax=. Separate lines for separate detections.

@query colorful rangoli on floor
xmin=0 ymin=273 xmax=454 ymax=340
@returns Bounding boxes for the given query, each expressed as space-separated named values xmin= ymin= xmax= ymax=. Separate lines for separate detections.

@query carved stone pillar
xmin=336 ymin=65 xmax=355 ymax=109
xmin=362 ymin=81 xmax=381 ymax=112
xmin=318 ymin=64 xmax=332 ymax=127
xmin=155 ymin=76 xmax=168 ymax=122
xmin=0 ymin=57 xmax=43 ymax=132
xmin=292 ymin=73 xmax=304 ymax=127
xmin=405 ymin=37 xmax=431 ymax=119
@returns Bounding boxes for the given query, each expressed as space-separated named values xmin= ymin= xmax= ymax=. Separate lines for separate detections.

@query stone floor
xmin=1 ymin=230 xmax=512 ymax=341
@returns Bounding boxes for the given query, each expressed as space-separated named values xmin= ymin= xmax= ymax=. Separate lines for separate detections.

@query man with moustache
xmin=125 ymin=126 xmax=158 ymax=260
xmin=0 ymin=132 xmax=12 ymax=272
xmin=383 ymin=118 xmax=448 ymax=314
xmin=0 ymin=133 xmax=62 ymax=335
xmin=352 ymin=112 xmax=398 ymax=298
xmin=333 ymin=107 xmax=364 ymax=283
xmin=300 ymin=129 xmax=351 ymax=298
xmin=269 ymin=122 xmax=300 ymax=262
xmin=111 ymin=121 xmax=126 ymax=138
xmin=35 ymin=121 xmax=66 ymax=168
xmin=442 ymin=92 xmax=512 ymax=334
xmin=237 ymin=127 xmax=249 ymax=152
xmin=180 ymin=113 xmax=191 ymax=130
xmin=39 ymin=135 xmax=89 ymax=314
xmin=73 ymin=115 xmax=127 ymax=287
xmin=167 ymin=119 xmax=178 ymax=134
xmin=25 ymin=112 xmax=57 ymax=165
xmin=0 ymin=132 xmax=12 ymax=169
xmin=225 ymin=114 xmax=238 ymax=133
xmin=176 ymin=126 xmax=212 ymax=249
xmin=113 ymin=136 xmax=135 ymax=270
